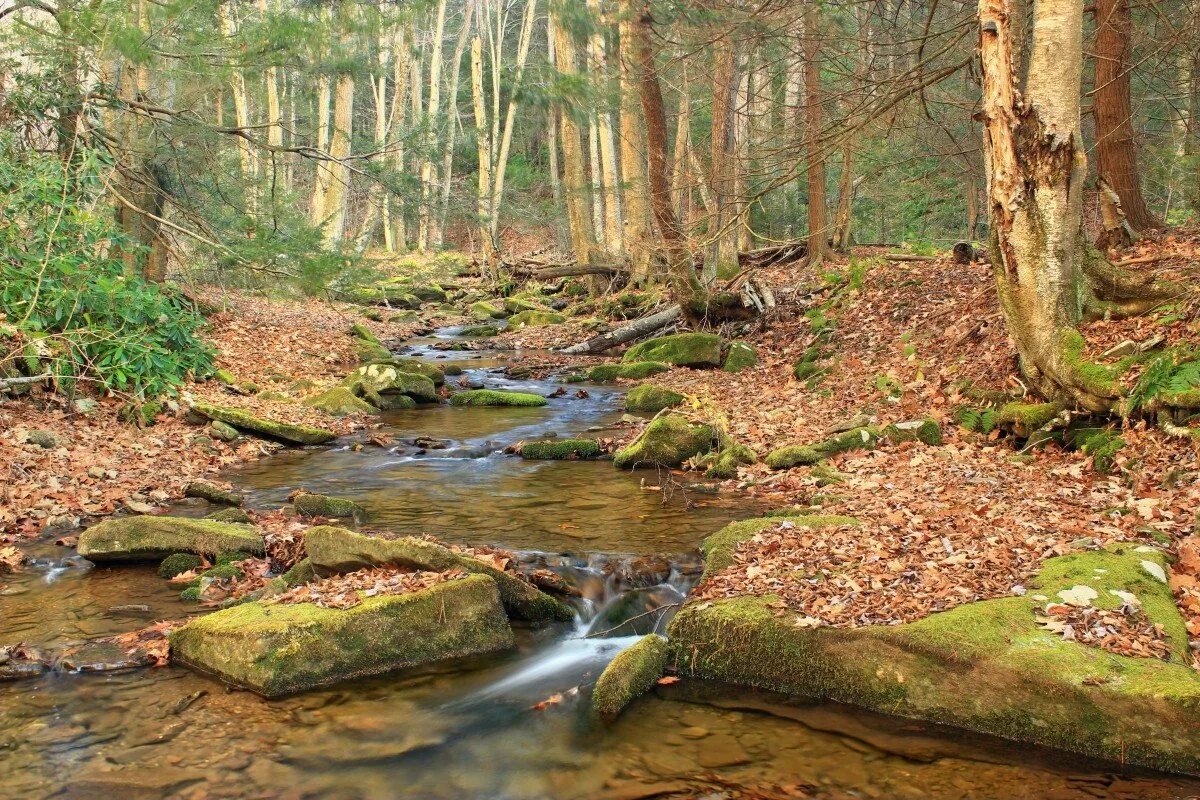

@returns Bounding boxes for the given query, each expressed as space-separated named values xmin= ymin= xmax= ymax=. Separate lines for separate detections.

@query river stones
xmin=624 ymin=384 xmax=684 ymax=413
xmin=304 ymin=386 xmax=376 ymax=417
xmin=170 ymin=574 xmax=514 ymax=697
xmin=592 ymin=634 xmax=669 ymax=722
xmin=184 ymin=481 xmax=243 ymax=507
xmin=507 ymin=310 xmax=565 ymax=328
xmin=448 ymin=389 xmax=547 ymax=407
xmin=622 ymin=333 xmax=724 ymax=368
xmin=304 ymin=526 xmax=574 ymax=623
xmin=613 ymin=412 xmax=716 ymax=469
xmin=191 ymin=402 xmax=336 ymax=446
xmin=668 ymin=538 xmax=1200 ymax=776
xmin=518 ymin=439 xmax=602 ymax=460
xmin=78 ymin=517 xmax=264 ymax=562
xmin=292 ymin=492 xmax=364 ymax=520
xmin=343 ymin=365 xmax=438 ymax=403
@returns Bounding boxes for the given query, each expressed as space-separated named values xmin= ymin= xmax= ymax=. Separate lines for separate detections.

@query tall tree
xmin=803 ymin=2 xmax=828 ymax=267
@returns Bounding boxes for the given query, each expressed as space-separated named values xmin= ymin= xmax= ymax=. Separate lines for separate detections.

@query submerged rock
xmin=170 ymin=574 xmax=514 ymax=697
xmin=304 ymin=526 xmax=574 ymax=623
xmin=78 ymin=517 xmax=264 ymax=562
xmin=449 ymin=389 xmax=547 ymax=407
xmin=624 ymin=384 xmax=684 ymax=413
xmin=592 ymin=634 xmax=669 ymax=722
xmin=293 ymin=492 xmax=365 ymax=520
xmin=668 ymin=537 xmax=1200 ymax=775
xmin=184 ymin=481 xmax=243 ymax=507
xmin=518 ymin=439 xmax=602 ymax=460
xmin=192 ymin=402 xmax=336 ymax=446
xmin=613 ymin=412 xmax=715 ymax=469
xmin=623 ymin=333 xmax=724 ymax=368
xmin=587 ymin=361 xmax=671 ymax=383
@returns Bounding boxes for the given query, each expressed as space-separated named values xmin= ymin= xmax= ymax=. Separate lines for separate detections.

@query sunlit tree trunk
xmin=670 ymin=67 xmax=692 ymax=228
xmin=418 ymin=0 xmax=448 ymax=251
xmin=617 ymin=0 xmax=651 ymax=280
xmin=1092 ymin=0 xmax=1157 ymax=232
xmin=471 ymin=30 xmax=494 ymax=269
xmin=320 ymin=8 xmax=355 ymax=248
xmin=588 ymin=0 xmax=623 ymax=255
xmin=434 ymin=1 xmax=475 ymax=248
xmin=803 ymin=3 xmax=827 ymax=267
xmin=219 ymin=2 xmax=257 ymax=214
xmin=588 ymin=116 xmax=605 ymax=242
xmin=551 ymin=12 xmax=596 ymax=267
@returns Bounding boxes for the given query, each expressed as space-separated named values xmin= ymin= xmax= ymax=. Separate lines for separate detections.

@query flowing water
xmin=3 ymin=329 xmax=1200 ymax=799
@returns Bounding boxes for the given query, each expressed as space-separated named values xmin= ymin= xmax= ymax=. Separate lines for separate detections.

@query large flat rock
xmin=192 ymin=401 xmax=336 ymax=445
xmin=170 ymin=574 xmax=513 ymax=697
xmin=78 ymin=516 xmax=264 ymax=562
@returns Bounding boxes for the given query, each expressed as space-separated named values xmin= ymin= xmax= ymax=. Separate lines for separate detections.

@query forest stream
xmin=3 ymin=328 xmax=1200 ymax=800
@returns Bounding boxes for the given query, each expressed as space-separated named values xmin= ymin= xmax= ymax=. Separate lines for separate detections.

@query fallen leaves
xmin=269 ymin=567 xmax=466 ymax=609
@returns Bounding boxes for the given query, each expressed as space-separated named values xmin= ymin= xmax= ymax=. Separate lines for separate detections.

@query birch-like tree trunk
xmin=551 ymin=12 xmax=596 ymax=267
xmin=434 ymin=1 xmax=475 ymax=247
xmin=617 ymin=0 xmax=650 ymax=280
xmin=418 ymin=0 xmax=449 ymax=251
xmin=588 ymin=0 xmax=622 ymax=254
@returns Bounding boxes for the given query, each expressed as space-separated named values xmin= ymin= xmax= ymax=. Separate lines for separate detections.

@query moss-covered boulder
xmin=613 ymin=412 xmax=715 ymax=469
xmin=192 ymin=402 xmax=336 ymax=446
xmin=587 ymin=361 xmax=671 ymax=383
xmin=343 ymin=365 xmax=438 ymax=403
xmin=449 ymin=389 xmax=547 ymax=407
xmin=503 ymin=297 xmax=543 ymax=314
xmin=353 ymin=338 xmax=393 ymax=363
xmin=722 ymin=341 xmax=758 ymax=373
xmin=346 ymin=285 xmax=421 ymax=308
xmin=469 ymin=300 xmax=506 ymax=320
xmin=377 ymin=358 xmax=445 ymax=386
xmin=303 ymin=526 xmax=574 ymax=623
xmin=158 ymin=553 xmax=202 ymax=579
xmin=700 ymin=443 xmax=758 ymax=480
xmin=699 ymin=515 xmax=860 ymax=577
xmin=457 ymin=324 xmax=500 ymax=338
xmin=304 ymin=386 xmax=377 ymax=416
xmin=519 ymin=439 xmax=602 ymax=460
xmin=508 ymin=310 xmax=566 ymax=328
xmin=764 ymin=444 xmax=825 ymax=470
xmin=883 ymin=418 xmax=943 ymax=446
xmin=669 ymin=542 xmax=1200 ymax=775
xmin=623 ymin=333 xmax=724 ymax=368
xmin=592 ymin=634 xmax=669 ymax=722
xmin=206 ymin=507 xmax=252 ymax=524
xmin=78 ymin=517 xmax=264 ymax=562
xmin=183 ymin=481 xmax=243 ymax=507
xmin=170 ymin=574 xmax=514 ymax=697
xmin=624 ymin=384 xmax=684 ymax=413
xmin=293 ymin=492 xmax=365 ymax=520
xmin=349 ymin=323 xmax=382 ymax=345
xmin=281 ymin=558 xmax=316 ymax=587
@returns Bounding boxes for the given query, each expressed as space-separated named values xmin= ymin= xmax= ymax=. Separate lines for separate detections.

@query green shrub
xmin=0 ymin=138 xmax=214 ymax=398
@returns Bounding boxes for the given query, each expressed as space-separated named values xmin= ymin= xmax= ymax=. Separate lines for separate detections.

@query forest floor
xmin=3 ymin=236 xmax=1200 ymax=659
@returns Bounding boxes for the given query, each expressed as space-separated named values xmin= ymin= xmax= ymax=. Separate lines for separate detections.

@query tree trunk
xmin=418 ymin=0 xmax=449 ymax=251
xmin=588 ymin=0 xmax=623 ymax=253
xmin=552 ymin=13 xmax=596 ymax=267
xmin=321 ymin=62 xmax=355 ymax=246
xmin=831 ymin=144 xmax=857 ymax=251
xmin=470 ymin=31 xmax=495 ymax=270
xmin=707 ymin=35 xmax=739 ymax=279
xmin=618 ymin=0 xmax=651 ymax=282
xmin=803 ymin=3 xmax=828 ymax=267
xmin=1092 ymin=0 xmax=1158 ymax=232
xmin=435 ymin=2 xmax=475 ymax=248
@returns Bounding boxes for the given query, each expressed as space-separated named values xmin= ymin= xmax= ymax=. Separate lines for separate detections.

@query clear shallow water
xmin=2 ymin=333 xmax=1200 ymax=799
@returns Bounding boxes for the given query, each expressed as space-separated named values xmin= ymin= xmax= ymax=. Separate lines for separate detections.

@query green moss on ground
xmin=192 ymin=402 xmax=336 ymax=446
xmin=722 ymin=341 xmax=758 ymax=373
xmin=624 ymin=384 xmax=684 ymax=413
xmin=78 ymin=517 xmax=264 ymax=562
xmin=613 ymin=412 xmax=715 ymax=469
xmin=353 ymin=338 xmax=393 ymax=363
xmin=587 ymin=362 xmax=671 ymax=383
xmin=508 ymin=310 xmax=566 ymax=328
xmin=469 ymin=301 xmax=506 ymax=320
xmin=623 ymin=333 xmax=724 ymax=368
xmin=449 ymin=389 xmax=547 ymax=407
xmin=592 ymin=634 xmax=669 ymax=722
xmin=997 ymin=402 xmax=1063 ymax=435
xmin=519 ymin=439 xmax=603 ymax=460
xmin=700 ymin=443 xmax=757 ymax=479
xmin=666 ymin=544 xmax=1200 ymax=775
xmin=281 ymin=558 xmax=316 ymax=587
xmin=764 ymin=445 xmax=825 ymax=470
xmin=293 ymin=492 xmax=365 ymax=520
xmin=158 ymin=553 xmax=202 ymax=579
xmin=303 ymin=526 xmax=574 ymax=623
xmin=700 ymin=515 xmax=861 ymax=576
xmin=349 ymin=323 xmax=382 ymax=345
xmin=503 ymin=297 xmax=543 ymax=314
xmin=882 ymin=418 xmax=943 ymax=446
xmin=304 ymin=386 xmax=378 ymax=416
xmin=170 ymin=574 xmax=515 ymax=697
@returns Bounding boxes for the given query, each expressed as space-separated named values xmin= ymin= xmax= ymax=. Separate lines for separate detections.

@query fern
xmin=1129 ymin=350 xmax=1200 ymax=411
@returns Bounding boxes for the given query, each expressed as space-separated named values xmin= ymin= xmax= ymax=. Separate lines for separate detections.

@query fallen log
xmin=557 ymin=304 xmax=682 ymax=355
xmin=532 ymin=263 xmax=624 ymax=280
xmin=884 ymin=253 xmax=939 ymax=262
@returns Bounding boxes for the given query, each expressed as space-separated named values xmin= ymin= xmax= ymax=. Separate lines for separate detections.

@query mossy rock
xmin=764 ymin=445 xmax=825 ymax=470
xmin=701 ymin=443 xmax=757 ymax=480
xmin=882 ymin=418 xmax=943 ymax=446
xmin=997 ymin=401 xmax=1063 ymax=437
xmin=793 ymin=360 xmax=827 ymax=381
xmin=722 ymin=342 xmax=758 ymax=373
xmin=408 ymin=284 xmax=447 ymax=303
xmin=457 ymin=324 xmax=500 ymax=338
xmin=184 ymin=481 xmax=243 ymax=507
xmin=343 ymin=365 xmax=438 ymax=403
xmin=449 ymin=389 xmax=547 ymax=407
xmin=158 ymin=553 xmax=203 ymax=579
xmin=349 ymin=323 xmax=382 ymax=345
xmin=192 ymin=402 xmax=336 ymax=446
xmin=304 ymin=386 xmax=378 ymax=416
xmin=587 ymin=361 xmax=670 ymax=383
xmin=293 ymin=492 xmax=365 ymax=520
xmin=303 ymin=526 xmax=574 ymax=623
xmin=592 ymin=634 xmax=669 ymax=722
xmin=346 ymin=286 xmax=421 ymax=308
xmin=469 ymin=300 xmax=506 ymax=320
xmin=765 ymin=426 xmax=882 ymax=470
xmin=519 ymin=439 xmax=602 ymax=460
xmin=213 ymin=368 xmax=237 ymax=385
xmin=78 ymin=517 xmax=264 ymax=562
xmin=376 ymin=358 xmax=445 ymax=386
xmin=623 ymin=333 xmax=724 ymax=368
xmin=667 ymin=545 xmax=1200 ymax=775
xmin=281 ymin=558 xmax=316 ymax=587
xmin=613 ymin=412 xmax=716 ymax=469
xmin=206 ymin=507 xmax=252 ymax=524
xmin=170 ymin=574 xmax=514 ymax=698
xmin=699 ymin=515 xmax=860 ymax=577
xmin=624 ymin=384 xmax=684 ymax=413
xmin=508 ymin=310 xmax=566 ymax=328
xmin=353 ymin=338 xmax=394 ymax=363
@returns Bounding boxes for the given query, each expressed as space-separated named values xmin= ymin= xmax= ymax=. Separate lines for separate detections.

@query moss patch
xmin=170 ymin=574 xmax=514 ymax=697
xmin=613 ymin=412 xmax=715 ymax=469
xmin=700 ymin=515 xmax=861 ymax=577
xmin=449 ymin=389 xmax=547 ymax=407
xmin=158 ymin=553 xmax=202 ymax=579
xmin=592 ymin=634 xmax=669 ymax=722
xmin=344 ymin=365 xmax=438 ymax=403
xmin=587 ymin=361 xmax=670 ymax=383
xmin=623 ymin=333 xmax=724 ymax=368
xmin=192 ymin=402 xmax=336 ymax=446
xmin=304 ymin=386 xmax=377 ymax=416
xmin=79 ymin=517 xmax=264 ymax=562
xmin=722 ymin=341 xmax=758 ymax=373
xmin=206 ymin=507 xmax=252 ymax=524
xmin=764 ymin=445 xmax=824 ymax=470
xmin=469 ymin=300 xmax=506 ymax=320
xmin=519 ymin=439 xmax=603 ymax=460
xmin=293 ymin=492 xmax=365 ymax=520
xmin=624 ymin=384 xmax=685 ymax=413
xmin=508 ymin=310 xmax=566 ymax=328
